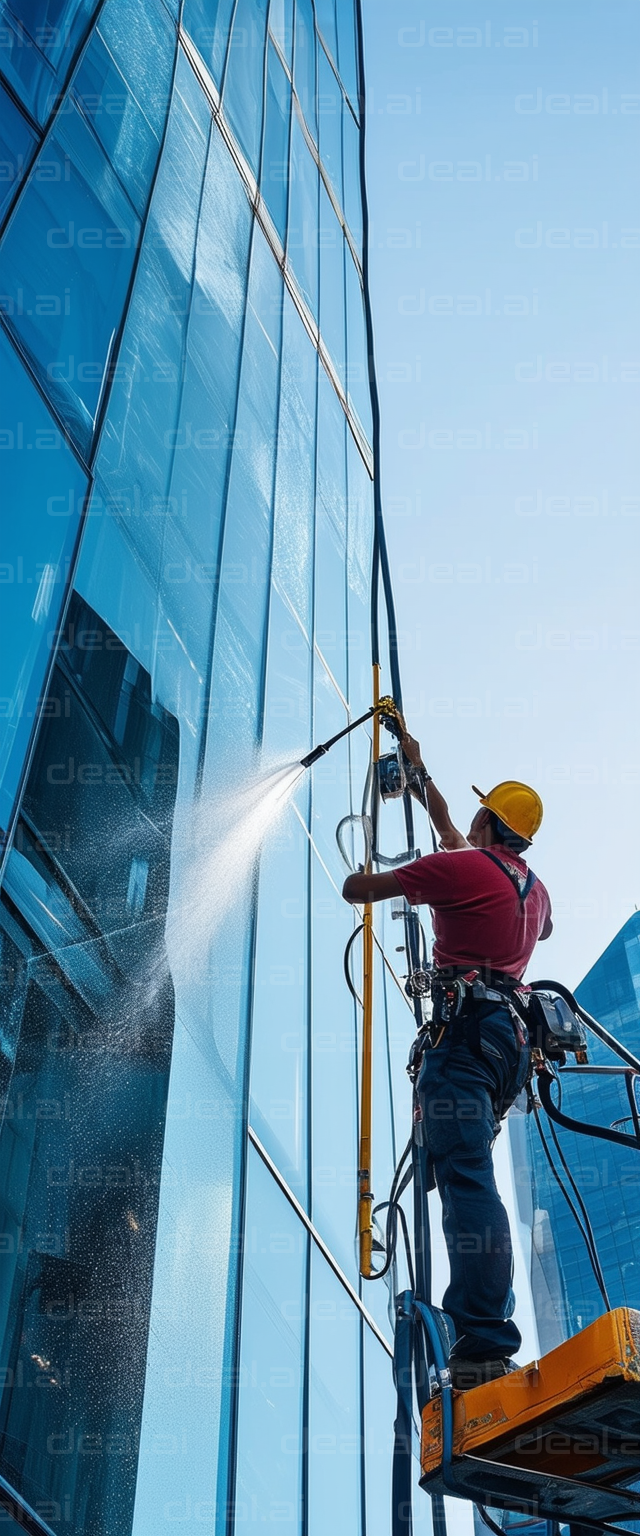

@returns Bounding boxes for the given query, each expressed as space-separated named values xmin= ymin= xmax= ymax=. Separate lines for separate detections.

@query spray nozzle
xmin=377 ymin=696 xmax=405 ymax=742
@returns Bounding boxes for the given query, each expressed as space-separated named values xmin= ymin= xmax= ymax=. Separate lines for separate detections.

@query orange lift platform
xmin=421 ymin=1307 xmax=640 ymax=1526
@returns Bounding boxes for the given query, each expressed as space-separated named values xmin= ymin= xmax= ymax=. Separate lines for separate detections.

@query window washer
xmin=342 ymin=732 xmax=552 ymax=1391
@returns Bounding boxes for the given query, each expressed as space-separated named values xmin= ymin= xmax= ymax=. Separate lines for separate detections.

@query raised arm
xmin=342 ymin=871 xmax=403 ymax=904
xmin=400 ymin=732 xmax=469 ymax=850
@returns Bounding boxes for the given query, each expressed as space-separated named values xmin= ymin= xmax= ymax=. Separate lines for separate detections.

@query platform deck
xmin=420 ymin=1307 xmax=640 ymax=1521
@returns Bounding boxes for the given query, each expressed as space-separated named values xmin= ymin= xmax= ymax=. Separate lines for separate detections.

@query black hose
xmin=537 ymin=1068 xmax=640 ymax=1152
xmin=368 ymin=1137 xmax=413 ymax=1281
xmin=344 ymin=924 xmax=364 ymax=1005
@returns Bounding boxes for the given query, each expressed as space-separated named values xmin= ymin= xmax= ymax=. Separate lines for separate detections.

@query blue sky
xmin=363 ymin=0 xmax=640 ymax=988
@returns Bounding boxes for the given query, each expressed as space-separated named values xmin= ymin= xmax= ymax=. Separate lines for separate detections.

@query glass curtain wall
xmin=0 ymin=3 xmax=430 ymax=1536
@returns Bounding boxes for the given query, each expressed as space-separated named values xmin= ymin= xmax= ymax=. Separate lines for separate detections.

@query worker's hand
xmin=401 ymin=731 xmax=424 ymax=769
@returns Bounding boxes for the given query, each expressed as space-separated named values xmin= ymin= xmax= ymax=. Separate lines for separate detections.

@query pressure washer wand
xmin=300 ymin=707 xmax=377 ymax=769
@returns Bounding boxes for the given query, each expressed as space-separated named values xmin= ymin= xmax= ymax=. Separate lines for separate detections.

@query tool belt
xmin=407 ymin=966 xmax=529 ymax=1085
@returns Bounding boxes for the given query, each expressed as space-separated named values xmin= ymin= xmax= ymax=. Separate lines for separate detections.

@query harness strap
xmin=479 ymin=848 xmax=537 ymax=907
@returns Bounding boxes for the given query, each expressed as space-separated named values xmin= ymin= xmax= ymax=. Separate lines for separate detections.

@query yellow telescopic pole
xmin=359 ymin=663 xmax=381 ymax=1278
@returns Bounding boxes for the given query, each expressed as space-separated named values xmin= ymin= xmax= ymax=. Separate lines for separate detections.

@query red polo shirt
xmin=393 ymin=845 xmax=552 ymax=980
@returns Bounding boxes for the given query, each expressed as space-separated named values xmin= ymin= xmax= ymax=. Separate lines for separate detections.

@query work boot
xmin=449 ymin=1357 xmax=517 ymax=1391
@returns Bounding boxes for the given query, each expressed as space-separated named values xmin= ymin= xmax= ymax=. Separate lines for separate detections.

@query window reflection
xmin=0 ymin=329 xmax=88 ymax=848
xmin=0 ymin=592 xmax=179 ymax=1535
xmin=0 ymin=0 xmax=100 ymax=127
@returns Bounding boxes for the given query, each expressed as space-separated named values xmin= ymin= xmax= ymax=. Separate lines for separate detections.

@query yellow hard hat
xmin=472 ymin=780 xmax=544 ymax=842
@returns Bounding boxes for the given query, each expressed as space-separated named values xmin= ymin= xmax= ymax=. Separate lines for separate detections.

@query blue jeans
xmin=416 ymin=1001 xmax=530 ymax=1360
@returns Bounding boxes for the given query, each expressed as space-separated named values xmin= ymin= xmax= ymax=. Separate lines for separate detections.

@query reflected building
xmin=510 ymin=913 xmax=640 ymax=1353
xmin=0 ymin=4 xmax=429 ymax=1535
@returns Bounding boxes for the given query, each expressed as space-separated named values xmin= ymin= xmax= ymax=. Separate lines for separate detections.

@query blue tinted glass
xmin=0 ymin=82 xmax=37 ymax=224
xmin=250 ymin=792 xmax=310 ymax=1203
xmin=346 ymin=430 xmax=373 ymax=716
xmin=271 ymin=293 xmax=317 ymax=636
xmin=342 ymin=95 xmax=362 ymax=248
xmin=345 ymin=248 xmax=372 ymax=441
xmin=234 ymin=1147 xmax=306 ymax=1535
xmin=71 ymin=0 xmax=175 ymax=216
xmin=0 ymin=584 xmax=180 ymax=1532
xmin=91 ymin=48 xmax=209 ymax=603
xmin=262 ymin=586 xmax=312 ymax=759
xmin=310 ymin=855 xmax=359 ymax=1281
xmin=308 ymin=1250 xmax=361 ymax=1534
xmin=315 ymin=1 xmax=337 ymax=67
xmin=315 ymin=366 xmax=347 ymax=686
xmin=269 ymin=0 xmax=293 ymax=65
xmin=203 ymin=225 xmax=281 ymax=761
xmin=0 ymin=327 xmax=87 ymax=838
xmin=0 ymin=98 xmax=141 ymax=456
xmin=261 ymin=40 xmax=290 ymax=244
xmin=166 ymin=120 xmax=251 ymax=580
xmin=317 ymin=44 xmax=342 ymax=208
xmin=0 ymin=0 xmax=98 ymax=126
xmin=287 ymin=110 xmax=318 ymax=317
xmin=319 ymin=181 xmax=345 ymax=387
xmin=336 ymin=0 xmax=357 ymax=112
xmin=181 ymin=0 xmax=234 ymax=87
xmin=223 ymin=0 xmax=268 ymax=176
xmin=293 ymin=0 xmax=316 ymax=142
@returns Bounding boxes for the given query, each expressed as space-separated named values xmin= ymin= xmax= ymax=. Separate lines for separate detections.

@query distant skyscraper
xmin=0 ymin=4 xmax=426 ymax=1535
xmin=510 ymin=912 xmax=640 ymax=1355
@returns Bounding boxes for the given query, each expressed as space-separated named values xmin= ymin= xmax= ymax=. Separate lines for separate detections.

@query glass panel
xmin=315 ymin=366 xmax=347 ymax=688
xmin=0 ymin=327 xmax=88 ymax=842
xmin=88 ymin=46 xmax=210 ymax=670
xmin=293 ymin=0 xmax=316 ymax=142
xmin=319 ymin=181 xmax=345 ymax=388
xmin=262 ymin=586 xmax=312 ymax=761
xmin=317 ymin=44 xmax=342 ymax=209
xmin=308 ymin=1249 xmax=361 ymax=1536
xmin=234 ymin=1147 xmax=306 ymax=1535
xmin=287 ymin=109 xmax=318 ymax=318
xmin=310 ymin=853 xmax=359 ymax=1283
xmin=342 ymin=94 xmax=362 ymax=249
xmin=260 ymin=39 xmax=290 ymax=244
xmin=346 ymin=428 xmax=373 ymax=720
xmin=223 ymin=0 xmax=269 ymax=178
xmin=0 ymin=97 xmax=141 ymax=457
xmin=315 ymin=0 xmax=337 ymax=68
xmin=157 ymin=118 xmax=252 ymax=700
xmin=0 ymin=82 xmax=37 ymax=224
xmin=336 ymin=0 xmax=357 ymax=113
xmin=181 ymin=0 xmax=235 ymax=88
xmin=71 ymin=0 xmax=175 ymax=216
xmin=310 ymin=668 xmax=348 ymax=873
xmin=0 ymin=590 xmax=179 ymax=1536
xmin=271 ymin=292 xmax=317 ymax=638
xmin=250 ymin=790 xmax=310 ymax=1204
xmin=0 ymin=0 xmax=99 ymax=127
xmin=269 ymin=0 xmax=293 ymax=66
xmin=203 ymin=223 xmax=281 ymax=765
xmin=345 ymin=246 xmax=372 ymax=443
